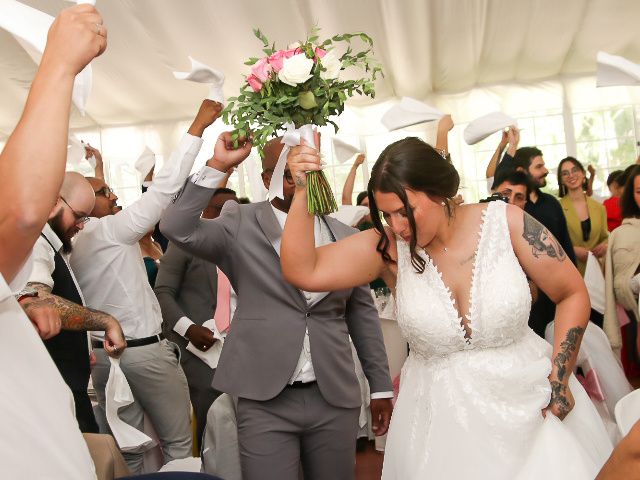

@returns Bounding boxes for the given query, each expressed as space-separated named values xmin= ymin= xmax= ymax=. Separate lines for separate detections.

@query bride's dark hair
xmin=367 ymin=137 xmax=460 ymax=273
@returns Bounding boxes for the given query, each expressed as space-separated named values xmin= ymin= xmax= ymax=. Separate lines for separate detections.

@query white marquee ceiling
xmin=1 ymin=0 xmax=640 ymax=137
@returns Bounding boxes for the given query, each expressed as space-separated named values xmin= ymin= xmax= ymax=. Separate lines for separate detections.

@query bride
xmin=280 ymin=125 xmax=613 ymax=478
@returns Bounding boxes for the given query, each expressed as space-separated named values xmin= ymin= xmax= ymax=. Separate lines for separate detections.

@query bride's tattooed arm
xmin=522 ymin=213 xmax=567 ymax=261
xmin=548 ymin=326 xmax=585 ymax=419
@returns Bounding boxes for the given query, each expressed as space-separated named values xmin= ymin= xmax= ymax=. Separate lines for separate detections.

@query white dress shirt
xmin=29 ymin=223 xmax=85 ymax=304
xmin=192 ymin=165 xmax=393 ymax=398
xmin=0 ymin=272 xmax=97 ymax=478
xmin=70 ymin=133 xmax=203 ymax=340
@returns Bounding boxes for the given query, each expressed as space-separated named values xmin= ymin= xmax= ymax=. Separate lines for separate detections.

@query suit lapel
xmin=254 ymin=202 xmax=308 ymax=309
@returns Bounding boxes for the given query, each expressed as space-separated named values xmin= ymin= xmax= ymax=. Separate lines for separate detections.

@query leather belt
xmin=287 ymin=381 xmax=317 ymax=389
xmin=92 ymin=333 xmax=164 ymax=349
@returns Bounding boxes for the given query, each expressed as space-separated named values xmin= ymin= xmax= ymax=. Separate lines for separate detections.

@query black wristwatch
xmin=15 ymin=288 xmax=38 ymax=303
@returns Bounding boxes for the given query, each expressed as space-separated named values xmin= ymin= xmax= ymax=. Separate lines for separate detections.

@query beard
xmin=48 ymin=211 xmax=74 ymax=254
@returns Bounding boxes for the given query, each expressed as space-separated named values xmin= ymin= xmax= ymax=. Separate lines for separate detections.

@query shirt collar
xmin=41 ymin=223 xmax=64 ymax=253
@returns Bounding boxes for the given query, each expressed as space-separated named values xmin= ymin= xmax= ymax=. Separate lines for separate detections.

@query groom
xmin=161 ymin=134 xmax=393 ymax=480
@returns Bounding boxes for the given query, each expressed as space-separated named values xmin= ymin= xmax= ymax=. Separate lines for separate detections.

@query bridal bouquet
xmin=222 ymin=27 xmax=382 ymax=214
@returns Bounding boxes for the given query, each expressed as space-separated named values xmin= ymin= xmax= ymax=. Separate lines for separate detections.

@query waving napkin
xmin=0 ymin=0 xmax=94 ymax=114
xmin=329 ymin=205 xmax=369 ymax=227
xmin=135 ymin=146 xmax=156 ymax=178
xmin=596 ymin=51 xmax=640 ymax=87
xmin=245 ymin=156 xmax=268 ymax=201
xmin=464 ymin=112 xmax=517 ymax=145
xmin=381 ymin=97 xmax=445 ymax=131
xmin=332 ymin=137 xmax=361 ymax=164
xmin=186 ymin=319 xmax=225 ymax=369
xmin=173 ymin=56 xmax=225 ymax=103
xmin=67 ymin=135 xmax=86 ymax=167
xmin=105 ymin=357 xmax=155 ymax=453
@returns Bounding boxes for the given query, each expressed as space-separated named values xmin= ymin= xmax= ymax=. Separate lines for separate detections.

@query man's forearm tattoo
xmin=553 ymin=326 xmax=584 ymax=381
xmin=522 ymin=213 xmax=566 ymax=261
xmin=26 ymin=282 xmax=113 ymax=331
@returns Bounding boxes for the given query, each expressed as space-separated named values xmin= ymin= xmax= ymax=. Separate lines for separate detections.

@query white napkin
xmin=584 ymin=252 xmax=605 ymax=314
xmin=328 ymin=205 xmax=369 ymax=227
xmin=67 ymin=135 xmax=86 ymax=167
xmin=269 ymin=124 xmax=316 ymax=202
xmin=463 ymin=112 xmax=517 ymax=145
xmin=173 ymin=56 xmax=225 ymax=103
xmin=105 ymin=357 xmax=155 ymax=453
xmin=0 ymin=0 xmax=94 ymax=114
xmin=596 ymin=51 xmax=640 ymax=87
xmin=135 ymin=146 xmax=156 ymax=178
xmin=186 ymin=319 xmax=225 ymax=369
xmin=245 ymin=155 xmax=268 ymax=201
xmin=332 ymin=137 xmax=361 ymax=164
xmin=381 ymin=97 xmax=444 ymax=131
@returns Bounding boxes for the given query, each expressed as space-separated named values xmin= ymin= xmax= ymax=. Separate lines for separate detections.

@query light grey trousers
xmin=237 ymin=382 xmax=360 ymax=480
xmin=91 ymin=339 xmax=192 ymax=474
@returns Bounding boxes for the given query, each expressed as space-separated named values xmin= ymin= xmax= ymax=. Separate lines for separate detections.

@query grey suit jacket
xmin=160 ymin=180 xmax=393 ymax=409
xmin=154 ymin=242 xmax=218 ymax=352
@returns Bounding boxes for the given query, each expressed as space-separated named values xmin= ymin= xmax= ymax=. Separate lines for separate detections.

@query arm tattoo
xmin=548 ymin=380 xmax=571 ymax=419
xmin=294 ymin=172 xmax=306 ymax=188
xmin=522 ymin=213 xmax=567 ymax=262
xmin=26 ymin=282 xmax=113 ymax=331
xmin=553 ymin=326 xmax=584 ymax=381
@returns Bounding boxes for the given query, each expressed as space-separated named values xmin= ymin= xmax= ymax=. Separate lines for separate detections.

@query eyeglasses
xmin=60 ymin=196 xmax=90 ymax=225
xmin=94 ymin=186 xmax=114 ymax=197
xmin=560 ymin=166 xmax=582 ymax=178
xmin=263 ymin=169 xmax=294 ymax=185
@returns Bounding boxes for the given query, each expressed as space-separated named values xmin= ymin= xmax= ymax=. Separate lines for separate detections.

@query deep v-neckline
xmin=425 ymin=205 xmax=491 ymax=343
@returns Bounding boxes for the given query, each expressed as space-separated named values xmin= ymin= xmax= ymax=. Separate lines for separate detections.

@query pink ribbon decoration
xmin=576 ymin=369 xmax=605 ymax=402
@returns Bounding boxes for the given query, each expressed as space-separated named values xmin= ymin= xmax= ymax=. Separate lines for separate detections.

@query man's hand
xmin=207 ymin=131 xmax=253 ymax=173
xmin=42 ymin=4 xmax=107 ymax=77
xmin=370 ymin=398 xmax=393 ymax=436
xmin=188 ymin=100 xmax=224 ymax=137
xmin=84 ymin=144 xmax=102 ymax=163
xmin=103 ymin=318 xmax=127 ymax=358
xmin=506 ymin=126 xmax=520 ymax=156
xmin=354 ymin=153 xmax=365 ymax=167
xmin=185 ymin=324 xmax=217 ymax=352
xmin=498 ymin=130 xmax=509 ymax=150
xmin=20 ymin=298 xmax=61 ymax=340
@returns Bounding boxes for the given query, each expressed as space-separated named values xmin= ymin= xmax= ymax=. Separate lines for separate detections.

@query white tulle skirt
xmin=382 ymin=330 xmax=613 ymax=479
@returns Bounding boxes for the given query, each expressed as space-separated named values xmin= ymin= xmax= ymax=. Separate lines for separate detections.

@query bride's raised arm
xmin=506 ymin=204 xmax=589 ymax=420
xmin=281 ymin=144 xmax=387 ymax=292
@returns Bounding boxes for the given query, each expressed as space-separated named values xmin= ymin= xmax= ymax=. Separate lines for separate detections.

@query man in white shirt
xmin=70 ymin=100 xmax=223 ymax=474
xmin=20 ymin=172 xmax=126 ymax=433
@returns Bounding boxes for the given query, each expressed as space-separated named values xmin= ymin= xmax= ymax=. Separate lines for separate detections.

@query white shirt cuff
xmin=191 ymin=166 xmax=228 ymax=189
xmin=173 ymin=316 xmax=195 ymax=338
xmin=371 ymin=391 xmax=394 ymax=399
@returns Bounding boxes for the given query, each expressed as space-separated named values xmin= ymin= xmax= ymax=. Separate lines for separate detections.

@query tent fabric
xmin=2 ymin=0 xmax=640 ymax=137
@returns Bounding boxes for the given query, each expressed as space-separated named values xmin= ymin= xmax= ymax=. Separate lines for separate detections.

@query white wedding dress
xmin=382 ymin=201 xmax=613 ymax=479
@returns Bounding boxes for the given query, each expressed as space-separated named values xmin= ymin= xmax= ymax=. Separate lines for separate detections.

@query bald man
xmin=19 ymin=172 xmax=126 ymax=433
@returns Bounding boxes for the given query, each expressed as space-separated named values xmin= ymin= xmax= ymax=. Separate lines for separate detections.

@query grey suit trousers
xmin=91 ymin=340 xmax=192 ymax=474
xmin=237 ymin=383 xmax=360 ymax=480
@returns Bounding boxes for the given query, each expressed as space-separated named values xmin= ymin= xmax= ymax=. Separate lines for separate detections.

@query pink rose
xmin=246 ymin=74 xmax=263 ymax=92
xmin=314 ymin=47 xmax=327 ymax=59
xmin=250 ymin=57 xmax=272 ymax=82
xmin=268 ymin=49 xmax=298 ymax=72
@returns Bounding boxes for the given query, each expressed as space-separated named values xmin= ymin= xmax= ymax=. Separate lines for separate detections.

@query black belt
xmin=92 ymin=333 xmax=164 ymax=349
xmin=287 ymin=381 xmax=317 ymax=389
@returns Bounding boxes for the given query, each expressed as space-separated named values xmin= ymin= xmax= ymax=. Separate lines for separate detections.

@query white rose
xmin=278 ymin=53 xmax=314 ymax=86
xmin=320 ymin=50 xmax=342 ymax=80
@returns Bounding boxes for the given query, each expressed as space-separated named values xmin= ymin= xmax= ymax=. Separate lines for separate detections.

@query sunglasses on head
xmin=94 ymin=186 xmax=114 ymax=197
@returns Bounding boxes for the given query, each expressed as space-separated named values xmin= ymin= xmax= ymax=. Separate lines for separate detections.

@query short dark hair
xmin=512 ymin=147 xmax=543 ymax=170
xmin=356 ymin=191 xmax=368 ymax=206
xmin=212 ymin=188 xmax=237 ymax=198
xmin=620 ymin=165 xmax=640 ymax=219
xmin=606 ymin=170 xmax=624 ymax=187
xmin=238 ymin=197 xmax=251 ymax=204
xmin=492 ymin=170 xmax=530 ymax=196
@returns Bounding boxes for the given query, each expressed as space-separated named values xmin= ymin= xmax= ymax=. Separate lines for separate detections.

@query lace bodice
xmin=395 ymin=201 xmax=531 ymax=360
